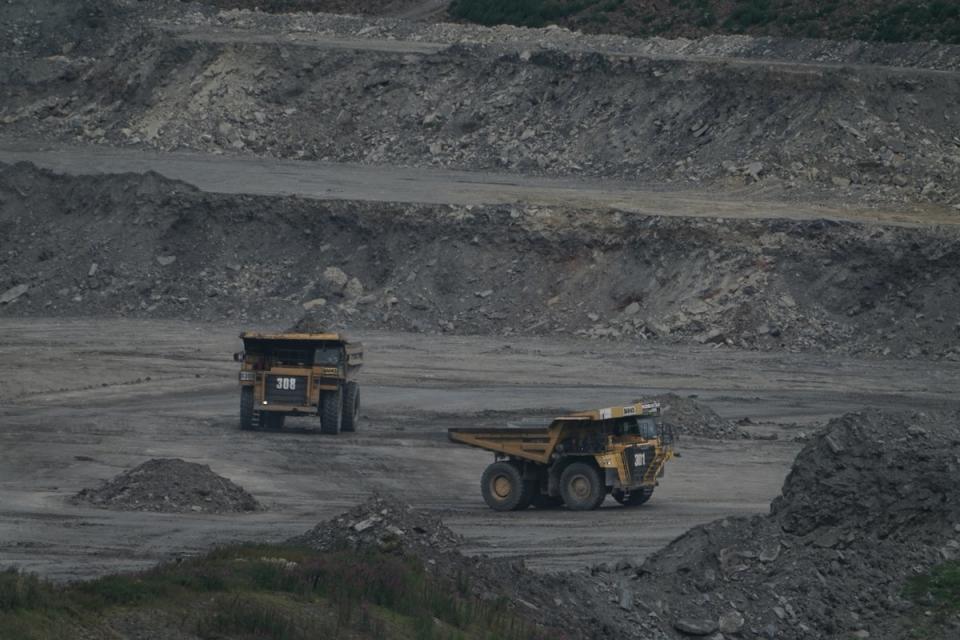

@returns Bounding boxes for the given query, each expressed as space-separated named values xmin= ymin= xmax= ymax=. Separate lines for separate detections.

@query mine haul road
xmin=1 ymin=318 xmax=958 ymax=582
xmin=0 ymin=142 xmax=956 ymax=227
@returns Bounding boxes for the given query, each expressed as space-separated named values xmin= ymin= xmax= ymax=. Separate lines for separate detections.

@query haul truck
xmin=449 ymin=402 xmax=675 ymax=511
xmin=235 ymin=332 xmax=362 ymax=434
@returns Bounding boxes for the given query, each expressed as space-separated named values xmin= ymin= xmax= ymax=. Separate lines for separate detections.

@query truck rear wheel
xmin=560 ymin=462 xmax=606 ymax=511
xmin=612 ymin=488 xmax=653 ymax=507
xmin=240 ymin=387 xmax=255 ymax=431
xmin=481 ymin=462 xmax=531 ymax=511
xmin=320 ymin=388 xmax=342 ymax=435
xmin=341 ymin=382 xmax=360 ymax=433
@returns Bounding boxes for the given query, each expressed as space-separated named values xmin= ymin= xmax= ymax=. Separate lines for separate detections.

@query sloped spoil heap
xmin=621 ymin=409 xmax=960 ymax=639
xmin=288 ymin=493 xmax=635 ymax=639
xmin=653 ymin=392 xmax=738 ymax=439
xmin=71 ymin=458 xmax=261 ymax=513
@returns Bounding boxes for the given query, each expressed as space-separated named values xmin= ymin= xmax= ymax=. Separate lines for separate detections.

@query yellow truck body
xmin=236 ymin=331 xmax=362 ymax=434
xmin=449 ymin=401 xmax=675 ymax=511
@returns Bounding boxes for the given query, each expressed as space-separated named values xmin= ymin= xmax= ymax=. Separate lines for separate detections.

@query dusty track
xmin=0 ymin=143 xmax=955 ymax=227
xmin=161 ymin=23 xmax=960 ymax=80
xmin=2 ymin=317 xmax=958 ymax=581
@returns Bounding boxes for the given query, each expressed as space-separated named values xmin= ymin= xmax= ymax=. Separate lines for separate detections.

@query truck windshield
xmin=314 ymin=347 xmax=341 ymax=365
xmin=621 ymin=417 xmax=658 ymax=438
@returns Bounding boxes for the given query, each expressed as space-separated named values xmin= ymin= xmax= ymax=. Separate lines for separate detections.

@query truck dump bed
xmin=447 ymin=417 xmax=587 ymax=464
xmin=448 ymin=401 xmax=662 ymax=464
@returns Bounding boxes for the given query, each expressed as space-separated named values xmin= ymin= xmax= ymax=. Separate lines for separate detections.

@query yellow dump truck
xmin=235 ymin=331 xmax=362 ymax=433
xmin=449 ymin=401 xmax=675 ymax=511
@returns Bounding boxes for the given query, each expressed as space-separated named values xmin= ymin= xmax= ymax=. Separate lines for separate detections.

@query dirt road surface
xmin=0 ymin=143 xmax=955 ymax=227
xmin=162 ymin=23 xmax=960 ymax=80
xmin=2 ymin=317 xmax=958 ymax=582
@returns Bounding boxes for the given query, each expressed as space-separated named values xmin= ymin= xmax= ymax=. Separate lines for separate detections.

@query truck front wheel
xmin=240 ymin=387 xmax=255 ymax=431
xmin=612 ymin=488 xmax=653 ymax=507
xmin=560 ymin=462 xmax=606 ymax=511
xmin=320 ymin=388 xmax=343 ymax=435
xmin=481 ymin=462 xmax=531 ymax=511
xmin=341 ymin=382 xmax=360 ymax=433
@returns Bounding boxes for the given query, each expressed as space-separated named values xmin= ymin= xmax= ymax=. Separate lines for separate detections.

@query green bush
xmin=905 ymin=560 xmax=960 ymax=612
xmin=1 ymin=546 xmax=544 ymax=639
xmin=197 ymin=595 xmax=305 ymax=640
xmin=0 ymin=570 xmax=56 ymax=612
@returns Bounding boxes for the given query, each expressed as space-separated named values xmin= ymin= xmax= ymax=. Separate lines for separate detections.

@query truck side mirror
xmin=233 ymin=351 xmax=243 ymax=362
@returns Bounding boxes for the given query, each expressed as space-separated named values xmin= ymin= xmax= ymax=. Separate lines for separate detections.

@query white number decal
xmin=275 ymin=377 xmax=296 ymax=390
xmin=634 ymin=452 xmax=646 ymax=467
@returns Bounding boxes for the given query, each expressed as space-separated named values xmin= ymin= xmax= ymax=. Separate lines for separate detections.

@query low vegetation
xmin=903 ymin=560 xmax=960 ymax=637
xmin=0 ymin=545 xmax=543 ymax=640
xmin=449 ymin=0 xmax=960 ymax=43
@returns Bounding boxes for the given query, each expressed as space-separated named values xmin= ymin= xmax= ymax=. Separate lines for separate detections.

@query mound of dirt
xmin=653 ymin=393 xmax=738 ymax=439
xmin=289 ymin=492 xmax=462 ymax=555
xmin=71 ymin=458 xmax=261 ymax=513
xmin=616 ymin=409 xmax=960 ymax=639
xmin=289 ymin=493 xmax=644 ymax=639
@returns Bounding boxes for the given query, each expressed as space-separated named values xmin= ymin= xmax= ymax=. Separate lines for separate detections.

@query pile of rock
xmin=653 ymin=393 xmax=740 ymax=440
xmin=71 ymin=458 xmax=261 ymax=513
xmin=616 ymin=409 xmax=960 ymax=639
xmin=288 ymin=493 xmax=648 ymax=639
xmin=288 ymin=493 xmax=461 ymax=556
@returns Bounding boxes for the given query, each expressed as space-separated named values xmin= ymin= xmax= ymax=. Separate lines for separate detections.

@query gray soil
xmin=2 ymin=1 xmax=960 ymax=639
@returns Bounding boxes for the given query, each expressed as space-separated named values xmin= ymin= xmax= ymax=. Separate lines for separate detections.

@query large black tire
xmin=560 ymin=462 xmax=607 ymax=511
xmin=530 ymin=494 xmax=564 ymax=509
xmin=320 ymin=387 xmax=343 ymax=435
xmin=481 ymin=461 xmax=531 ymax=511
xmin=341 ymin=382 xmax=360 ymax=433
xmin=240 ymin=387 xmax=255 ymax=431
xmin=612 ymin=488 xmax=654 ymax=507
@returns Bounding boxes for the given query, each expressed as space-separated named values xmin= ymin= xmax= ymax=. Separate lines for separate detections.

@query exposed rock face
xmin=617 ymin=409 xmax=960 ymax=639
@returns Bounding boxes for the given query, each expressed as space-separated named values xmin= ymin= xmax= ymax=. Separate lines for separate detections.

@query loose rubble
xmin=3 ymin=163 xmax=960 ymax=360
xmin=2 ymin=2 xmax=960 ymax=208
xmin=288 ymin=492 xmax=462 ymax=555
xmin=612 ymin=409 xmax=960 ymax=639
xmin=288 ymin=493 xmax=636 ymax=639
xmin=653 ymin=393 xmax=739 ymax=439
xmin=71 ymin=458 xmax=262 ymax=513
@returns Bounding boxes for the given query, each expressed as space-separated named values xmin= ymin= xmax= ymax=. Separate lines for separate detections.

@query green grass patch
xmin=0 ymin=545 xmax=545 ymax=640
xmin=902 ymin=560 xmax=960 ymax=637
xmin=905 ymin=560 xmax=960 ymax=612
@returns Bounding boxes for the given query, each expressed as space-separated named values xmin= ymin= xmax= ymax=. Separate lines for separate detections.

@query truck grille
xmin=630 ymin=445 xmax=655 ymax=476
xmin=265 ymin=375 xmax=308 ymax=405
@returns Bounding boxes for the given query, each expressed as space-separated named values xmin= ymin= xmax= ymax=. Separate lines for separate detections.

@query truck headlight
xmin=239 ymin=371 xmax=255 ymax=382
